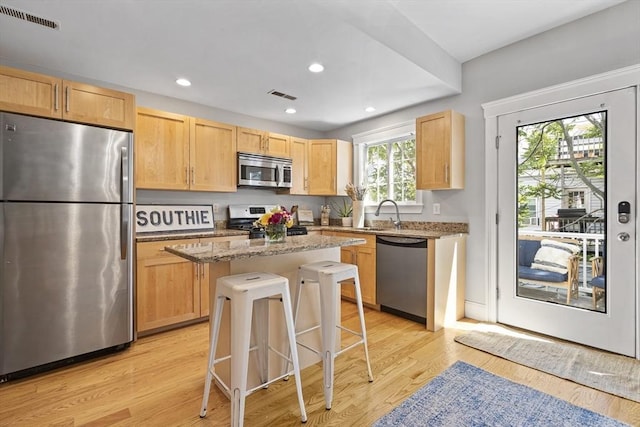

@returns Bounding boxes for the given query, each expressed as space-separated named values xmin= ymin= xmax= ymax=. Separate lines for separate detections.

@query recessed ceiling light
xmin=176 ymin=78 xmax=191 ymax=87
xmin=308 ymin=63 xmax=324 ymax=73
xmin=365 ymin=106 xmax=376 ymax=113
xmin=285 ymin=108 xmax=297 ymax=114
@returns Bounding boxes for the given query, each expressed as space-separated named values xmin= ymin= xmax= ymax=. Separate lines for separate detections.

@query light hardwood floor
xmin=1 ymin=302 xmax=638 ymax=426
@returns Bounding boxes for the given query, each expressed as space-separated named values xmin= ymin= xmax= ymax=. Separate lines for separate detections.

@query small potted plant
xmin=332 ymin=199 xmax=353 ymax=227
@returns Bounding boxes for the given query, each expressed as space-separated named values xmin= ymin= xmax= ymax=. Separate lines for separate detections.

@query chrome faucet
xmin=374 ymin=199 xmax=401 ymax=229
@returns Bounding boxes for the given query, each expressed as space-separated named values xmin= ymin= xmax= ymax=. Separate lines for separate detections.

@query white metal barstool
xmin=200 ymin=272 xmax=307 ymax=426
xmin=293 ymin=261 xmax=374 ymax=410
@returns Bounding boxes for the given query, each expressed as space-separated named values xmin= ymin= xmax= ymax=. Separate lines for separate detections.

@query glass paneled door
xmin=496 ymin=87 xmax=636 ymax=357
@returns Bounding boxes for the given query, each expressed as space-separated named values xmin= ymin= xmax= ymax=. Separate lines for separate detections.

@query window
xmin=567 ymin=190 xmax=585 ymax=209
xmin=365 ymin=136 xmax=416 ymax=203
xmin=352 ymin=120 xmax=422 ymax=213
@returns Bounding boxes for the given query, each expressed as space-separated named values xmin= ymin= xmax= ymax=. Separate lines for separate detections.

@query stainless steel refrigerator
xmin=0 ymin=112 xmax=134 ymax=380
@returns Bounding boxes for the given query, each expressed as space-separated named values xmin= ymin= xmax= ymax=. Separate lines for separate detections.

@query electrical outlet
xmin=212 ymin=203 xmax=219 ymax=214
xmin=433 ymin=203 xmax=441 ymax=215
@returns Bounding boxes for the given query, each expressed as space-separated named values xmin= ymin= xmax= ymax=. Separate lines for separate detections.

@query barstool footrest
xmin=297 ymin=341 xmax=322 ymax=356
xmin=295 ymin=324 xmax=321 ymax=337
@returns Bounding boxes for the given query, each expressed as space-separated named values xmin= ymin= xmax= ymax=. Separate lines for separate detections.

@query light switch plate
xmin=433 ymin=203 xmax=441 ymax=215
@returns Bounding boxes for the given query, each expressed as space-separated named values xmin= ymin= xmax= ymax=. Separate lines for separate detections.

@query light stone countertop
xmin=136 ymin=228 xmax=247 ymax=242
xmin=137 ymin=223 xmax=467 ymax=243
xmin=164 ymin=234 xmax=366 ymax=263
xmin=309 ymin=225 xmax=464 ymax=239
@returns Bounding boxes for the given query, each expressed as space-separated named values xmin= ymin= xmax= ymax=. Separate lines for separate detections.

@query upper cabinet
xmin=62 ymin=81 xmax=135 ymax=130
xmin=135 ymin=107 xmax=191 ymax=190
xmin=190 ymin=118 xmax=237 ymax=192
xmin=135 ymin=107 xmax=237 ymax=192
xmin=289 ymin=137 xmax=309 ymax=195
xmin=308 ymin=139 xmax=352 ymax=196
xmin=416 ymin=110 xmax=465 ymax=190
xmin=0 ymin=65 xmax=135 ymax=130
xmin=237 ymin=126 xmax=290 ymax=157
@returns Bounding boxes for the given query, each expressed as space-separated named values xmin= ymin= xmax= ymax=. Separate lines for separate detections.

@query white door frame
xmin=482 ymin=64 xmax=640 ymax=358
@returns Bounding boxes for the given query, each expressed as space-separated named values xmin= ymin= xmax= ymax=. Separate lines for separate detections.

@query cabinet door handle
xmin=191 ymin=166 xmax=195 ymax=185
xmin=304 ymin=177 xmax=308 ymax=190
xmin=185 ymin=167 xmax=189 ymax=184
xmin=54 ymin=84 xmax=59 ymax=111
xmin=65 ymin=86 xmax=70 ymax=112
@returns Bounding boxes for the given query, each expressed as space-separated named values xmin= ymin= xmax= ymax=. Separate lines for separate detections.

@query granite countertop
xmin=136 ymin=229 xmax=247 ymax=242
xmin=308 ymin=225 xmax=464 ymax=239
xmin=164 ymin=234 xmax=366 ymax=263
xmin=137 ymin=221 xmax=468 ymax=243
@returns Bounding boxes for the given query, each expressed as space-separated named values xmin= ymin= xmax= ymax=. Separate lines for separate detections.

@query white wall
xmin=327 ymin=0 xmax=640 ymax=311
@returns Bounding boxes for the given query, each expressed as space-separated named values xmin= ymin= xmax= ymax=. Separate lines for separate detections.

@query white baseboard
xmin=464 ymin=301 xmax=488 ymax=322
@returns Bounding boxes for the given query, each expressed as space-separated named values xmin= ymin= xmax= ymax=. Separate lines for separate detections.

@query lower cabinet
xmin=324 ymin=231 xmax=377 ymax=305
xmin=136 ymin=235 xmax=243 ymax=334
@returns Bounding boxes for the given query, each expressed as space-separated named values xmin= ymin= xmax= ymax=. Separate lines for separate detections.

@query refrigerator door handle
xmin=121 ymin=204 xmax=129 ymax=260
xmin=121 ymin=146 xmax=130 ymax=204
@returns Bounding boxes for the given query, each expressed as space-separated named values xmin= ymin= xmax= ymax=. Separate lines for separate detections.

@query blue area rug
xmin=374 ymin=361 xmax=627 ymax=427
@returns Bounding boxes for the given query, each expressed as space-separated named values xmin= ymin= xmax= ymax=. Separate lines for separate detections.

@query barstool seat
xmin=200 ymin=272 xmax=307 ymax=426
xmin=293 ymin=261 xmax=374 ymax=410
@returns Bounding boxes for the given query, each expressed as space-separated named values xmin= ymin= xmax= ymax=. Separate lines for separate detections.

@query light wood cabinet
xmin=308 ymin=139 xmax=352 ymax=195
xmin=0 ymin=66 xmax=61 ymax=118
xmin=324 ymin=231 xmax=376 ymax=305
xmin=416 ymin=110 xmax=465 ymax=190
xmin=135 ymin=108 xmax=237 ymax=192
xmin=0 ymin=65 xmax=135 ymax=130
xmin=136 ymin=239 xmax=202 ymax=333
xmin=136 ymin=235 xmax=245 ymax=333
xmin=62 ymin=81 xmax=135 ymax=130
xmin=289 ymin=137 xmax=309 ymax=194
xmin=237 ymin=127 xmax=290 ymax=157
xmin=191 ymin=118 xmax=237 ymax=192
xmin=135 ymin=107 xmax=190 ymax=190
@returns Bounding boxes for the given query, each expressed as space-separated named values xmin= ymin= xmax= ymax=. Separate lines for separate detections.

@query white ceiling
xmin=0 ymin=0 xmax=627 ymax=131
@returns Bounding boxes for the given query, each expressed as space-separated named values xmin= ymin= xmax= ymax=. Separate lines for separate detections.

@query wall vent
xmin=0 ymin=4 xmax=60 ymax=30
xmin=268 ymin=90 xmax=297 ymax=101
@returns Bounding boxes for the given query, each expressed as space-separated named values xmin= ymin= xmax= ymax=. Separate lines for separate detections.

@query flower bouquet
xmin=253 ymin=205 xmax=293 ymax=243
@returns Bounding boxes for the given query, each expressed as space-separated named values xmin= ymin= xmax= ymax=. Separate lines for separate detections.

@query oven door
xmin=238 ymin=154 xmax=278 ymax=187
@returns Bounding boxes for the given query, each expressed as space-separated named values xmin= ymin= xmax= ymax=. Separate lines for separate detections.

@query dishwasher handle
xmin=376 ymin=236 xmax=427 ymax=248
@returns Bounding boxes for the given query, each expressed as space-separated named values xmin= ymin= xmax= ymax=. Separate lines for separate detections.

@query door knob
xmin=617 ymin=232 xmax=630 ymax=242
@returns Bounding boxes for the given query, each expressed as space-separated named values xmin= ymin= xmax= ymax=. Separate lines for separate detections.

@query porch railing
xmin=518 ymin=229 xmax=604 ymax=292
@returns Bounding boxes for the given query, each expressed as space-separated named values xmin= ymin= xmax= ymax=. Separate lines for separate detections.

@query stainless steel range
xmin=227 ymin=204 xmax=308 ymax=239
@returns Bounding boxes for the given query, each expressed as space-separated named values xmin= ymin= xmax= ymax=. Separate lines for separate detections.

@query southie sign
xmin=136 ymin=204 xmax=214 ymax=234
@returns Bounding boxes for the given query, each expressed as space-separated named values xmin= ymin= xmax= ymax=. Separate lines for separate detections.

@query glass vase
xmin=265 ymin=223 xmax=287 ymax=243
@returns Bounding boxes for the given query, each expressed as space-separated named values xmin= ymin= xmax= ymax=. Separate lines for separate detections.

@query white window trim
xmin=352 ymin=120 xmax=423 ymax=214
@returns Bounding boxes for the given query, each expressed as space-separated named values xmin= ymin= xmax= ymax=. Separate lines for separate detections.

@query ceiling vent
xmin=0 ymin=4 xmax=60 ymax=30
xmin=268 ymin=90 xmax=297 ymax=101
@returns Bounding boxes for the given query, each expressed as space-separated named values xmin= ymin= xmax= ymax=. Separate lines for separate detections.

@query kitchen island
xmin=165 ymin=234 xmax=366 ymax=384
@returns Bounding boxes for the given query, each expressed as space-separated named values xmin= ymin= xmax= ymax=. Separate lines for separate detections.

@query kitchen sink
xmin=355 ymin=226 xmax=386 ymax=231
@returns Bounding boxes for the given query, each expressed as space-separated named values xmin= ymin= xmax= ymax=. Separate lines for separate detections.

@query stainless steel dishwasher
xmin=376 ymin=236 xmax=428 ymax=324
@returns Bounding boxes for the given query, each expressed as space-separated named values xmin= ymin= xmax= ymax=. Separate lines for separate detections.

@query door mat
xmin=454 ymin=324 xmax=640 ymax=402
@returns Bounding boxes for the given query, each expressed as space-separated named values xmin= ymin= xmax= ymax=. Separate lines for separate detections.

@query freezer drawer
xmin=0 ymin=202 xmax=133 ymax=375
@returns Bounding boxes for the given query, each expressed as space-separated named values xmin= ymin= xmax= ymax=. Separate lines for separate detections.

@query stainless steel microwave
xmin=237 ymin=152 xmax=292 ymax=189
